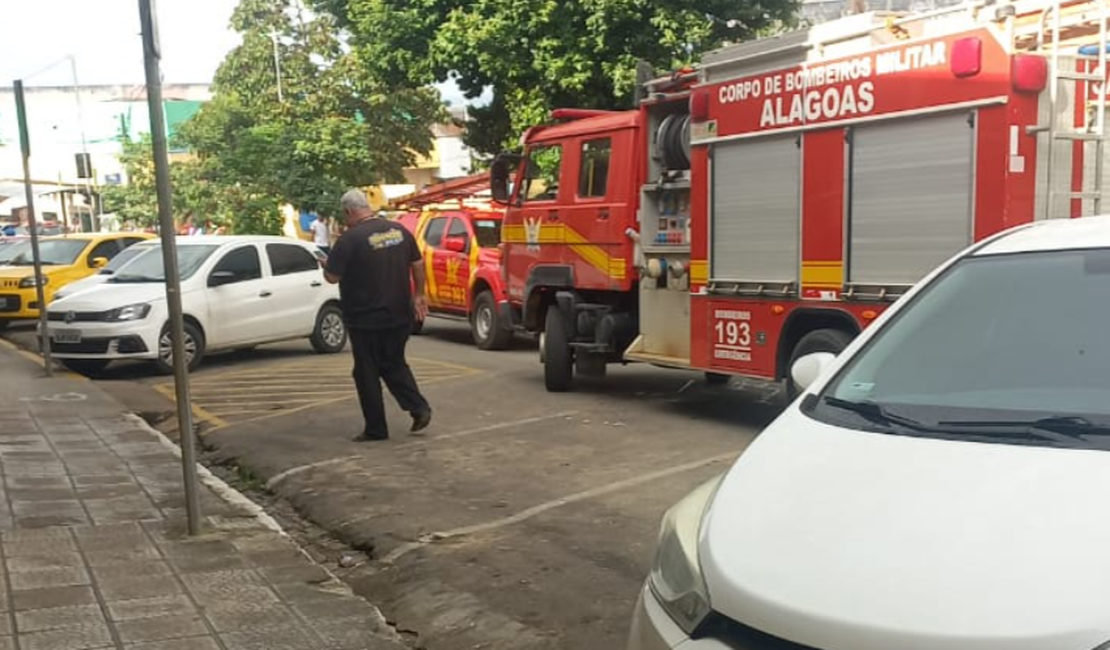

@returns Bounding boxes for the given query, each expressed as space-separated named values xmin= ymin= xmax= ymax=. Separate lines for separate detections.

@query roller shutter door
xmin=848 ymin=112 xmax=975 ymax=285
xmin=710 ymin=136 xmax=801 ymax=283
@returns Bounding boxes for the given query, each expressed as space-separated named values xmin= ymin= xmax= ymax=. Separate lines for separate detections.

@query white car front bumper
xmin=626 ymin=584 xmax=732 ymax=650
xmin=41 ymin=317 xmax=163 ymax=361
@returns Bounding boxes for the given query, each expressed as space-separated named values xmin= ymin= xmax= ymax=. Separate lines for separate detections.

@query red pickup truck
xmin=398 ymin=208 xmax=513 ymax=350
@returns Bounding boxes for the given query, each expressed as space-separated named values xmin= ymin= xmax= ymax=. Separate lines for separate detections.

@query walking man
xmin=312 ymin=213 xmax=332 ymax=255
xmin=325 ymin=189 xmax=432 ymax=441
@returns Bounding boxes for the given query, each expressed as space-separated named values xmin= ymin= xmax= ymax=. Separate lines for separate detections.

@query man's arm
xmin=411 ymin=261 xmax=428 ymax=321
xmin=324 ymin=238 xmax=346 ymax=284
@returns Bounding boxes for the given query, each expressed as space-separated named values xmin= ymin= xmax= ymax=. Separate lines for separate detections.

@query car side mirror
xmin=443 ymin=237 xmax=467 ymax=253
xmin=490 ymin=152 xmax=522 ymax=205
xmin=790 ymin=352 xmax=837 ymax=392
xmin=90 ymin=257 xmax=109 ymax=269
xmin=208 ymin=270 xmax=236 ymax=287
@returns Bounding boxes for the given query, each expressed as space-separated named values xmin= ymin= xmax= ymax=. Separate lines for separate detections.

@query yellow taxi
xmin=0 ymin=232 xmax=155 ymax=329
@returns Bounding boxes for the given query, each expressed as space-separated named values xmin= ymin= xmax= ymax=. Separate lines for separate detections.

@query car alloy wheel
xmin=160 ymin=328 xmax=197 ymax=366
xmin=321 ymin=311 xmax=345 ymax=348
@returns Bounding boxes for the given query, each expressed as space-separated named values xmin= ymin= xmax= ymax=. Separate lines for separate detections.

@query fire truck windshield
xmin=806 ymin=248 xmax=1110 ymax=448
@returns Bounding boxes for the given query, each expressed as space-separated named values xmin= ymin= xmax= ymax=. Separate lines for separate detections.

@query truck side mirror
xmin=490 ymin=152 xmax=522 ymax=205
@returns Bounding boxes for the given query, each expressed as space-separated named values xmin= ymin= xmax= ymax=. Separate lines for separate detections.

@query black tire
xmin=310 ymin=304 xmax=347 ymax=353
xmin=705 ymin=372 xmax=730 ymax=385
xmin=155 ymin=321 xmax=205 ymax=375
xmin=61 ymin=359 xmax=110 ymax=377
xmin=0 ymin=319 xmax=9 ymax=332
xmin=471 ymin=291 xmax=512 ymax=351
xmin=543 ymin=307 xmax=574 ymax=392
xmin=786 ymin=328 xmax=855 ymax=398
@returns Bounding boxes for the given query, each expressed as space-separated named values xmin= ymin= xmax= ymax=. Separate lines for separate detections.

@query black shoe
xmin=410 ymin=409 xmax=432 ymax=434
xmin=352 ymin=431 xmax=388 ymax=442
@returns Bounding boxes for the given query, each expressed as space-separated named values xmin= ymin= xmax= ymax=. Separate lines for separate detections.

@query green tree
xmin=177 ymin=0 xmax=445 ymax=233
xmin=316 ymin=0 xmax=798 ymax=153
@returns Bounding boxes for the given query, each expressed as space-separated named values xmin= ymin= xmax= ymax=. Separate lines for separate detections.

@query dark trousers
xmin=349 ymin=325 xmax=429 ymax=437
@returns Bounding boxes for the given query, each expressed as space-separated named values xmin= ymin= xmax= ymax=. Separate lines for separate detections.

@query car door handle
xmin=310 ymin=281 xmax=322 ymax=287
xmin=546 ymin=210 xmax=559 ymax=221
xmin=259 ymin=290 xmax=272 ymax=298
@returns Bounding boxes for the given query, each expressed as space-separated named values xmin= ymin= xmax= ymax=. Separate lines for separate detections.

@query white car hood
xmin=702 ymin=408 xmax=1110 ymax=650
xmin=49 ymin=282 xmax=167 ymax=312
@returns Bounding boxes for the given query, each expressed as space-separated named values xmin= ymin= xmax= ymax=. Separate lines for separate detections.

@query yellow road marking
xmin=155 ymin=355 xmax=480 ymax=436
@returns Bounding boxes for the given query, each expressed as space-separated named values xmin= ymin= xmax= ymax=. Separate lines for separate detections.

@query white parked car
xmin=629 ymin=215 xmax=1110 ymax=650
xmin=51 ymin=240 xmax=158 ymax=301
xmin=45 ymin=236 xmax=347 ymax=375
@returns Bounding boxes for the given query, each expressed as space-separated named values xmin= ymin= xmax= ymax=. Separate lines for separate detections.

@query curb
xmin=122 ymin=413 xmax=406 ymax=644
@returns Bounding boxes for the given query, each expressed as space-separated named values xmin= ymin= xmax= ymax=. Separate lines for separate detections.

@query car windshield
xmin=5 ymin=239 xmax=88 ymax=266
xmin=809 ymin=248 xmax=1110 ymax=449
xmin=474 ymin=219 xmax=502 ymax=248
xmin=111 ymin=245 xmax=219 ymax=282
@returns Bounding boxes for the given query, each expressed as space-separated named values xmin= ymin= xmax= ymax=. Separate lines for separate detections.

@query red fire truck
xmin=490 ymin=0 xmax=1108 ymax=392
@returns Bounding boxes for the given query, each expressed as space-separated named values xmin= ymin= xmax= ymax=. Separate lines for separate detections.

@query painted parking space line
xmin=266 ymin=411 xmax=582 ymax=488
xmin=154 ymin=355 xmax=481 ymax=434
xmin=378 ymin=452 xmax=738 ymax=565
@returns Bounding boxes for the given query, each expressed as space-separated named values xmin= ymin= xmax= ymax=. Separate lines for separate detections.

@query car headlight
xmin=649 ymin=473 xmax=725 ymax=635
xmin=105 ymin=303 xmax=151 ymax=322
xmin=18 ymin=275 xmax=48 ymax=288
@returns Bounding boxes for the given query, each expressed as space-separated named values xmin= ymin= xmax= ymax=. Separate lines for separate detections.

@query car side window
xmin=266 ymin=243 xmax=319 ymax=276
xmin=87 ymin=240 xmax=121 ymax=267
xmin=447 ymin=218 xmax=471 ymax=253
xmin=211 ymin=245 xmax=262 ymax=283
xmin=123 ymin=237 xmax=148 ymax=248
xmin=424 ymin=218 xmax=447 ymax=248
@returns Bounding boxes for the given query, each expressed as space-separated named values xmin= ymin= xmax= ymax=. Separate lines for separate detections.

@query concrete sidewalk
xmin=0 ymin=343 xmax=406 ymax=650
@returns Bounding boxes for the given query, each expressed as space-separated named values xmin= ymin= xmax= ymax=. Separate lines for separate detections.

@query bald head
xmin=340 ymin=189 xmax=374 ymax=226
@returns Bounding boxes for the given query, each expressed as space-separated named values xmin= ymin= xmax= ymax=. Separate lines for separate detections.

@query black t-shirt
xmin=326 ymin=218 xmax=421 ymax=330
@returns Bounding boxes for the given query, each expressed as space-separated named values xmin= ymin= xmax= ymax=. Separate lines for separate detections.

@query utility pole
xmin=138 ymin=0 xmax=202 ymax=535
xmin=13 ymin=80 xmax=53 ymax=377
xmin=270 ymin=31 xmax=284 ymax=103
xmin=68 ymin=55 xmax=97 ymax=231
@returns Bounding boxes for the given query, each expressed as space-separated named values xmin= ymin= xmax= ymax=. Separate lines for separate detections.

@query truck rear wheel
xmin=471 ymin=291 xmax=512 ymax=351
xmin=543 ymin=307 xmax=574 ymax=392
xmin=786 ymin=328 xmax=854 ymax=399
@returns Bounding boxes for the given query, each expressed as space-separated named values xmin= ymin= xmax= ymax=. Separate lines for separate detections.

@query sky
xmin=1 ymin=0 xmax=470 ymax=103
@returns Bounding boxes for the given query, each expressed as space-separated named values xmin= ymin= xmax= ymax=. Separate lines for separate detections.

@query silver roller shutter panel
xmin=711 ymin=136 xmax=801 ymax=282
xmin=849 ymin=112 xmax=974 ymax=285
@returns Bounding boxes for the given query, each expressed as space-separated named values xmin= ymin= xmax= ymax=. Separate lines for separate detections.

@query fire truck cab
xmin=493 ymin=0 xmax=1109 ymax=393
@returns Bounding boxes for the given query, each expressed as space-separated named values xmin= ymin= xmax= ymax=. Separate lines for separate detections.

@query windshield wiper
xmin=938 ymin=416 xmax=1110 ymax=438
xmin=822 ymin=397 xmax=934 ymax=432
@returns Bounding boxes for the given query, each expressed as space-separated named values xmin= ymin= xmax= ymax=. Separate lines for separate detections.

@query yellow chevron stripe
xmin=502 ymin=222 xmax=627 ymax=281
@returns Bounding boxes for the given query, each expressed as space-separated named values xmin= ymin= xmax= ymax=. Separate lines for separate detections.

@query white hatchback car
xmin=45 ymin=236 xmax=346 ymax=375
xmin=629 ymin=215 xmax=1110 ymax=650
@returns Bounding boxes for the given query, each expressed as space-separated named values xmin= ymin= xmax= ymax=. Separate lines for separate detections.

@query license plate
xmin=52 ymin=330 xmax=81 ymax=344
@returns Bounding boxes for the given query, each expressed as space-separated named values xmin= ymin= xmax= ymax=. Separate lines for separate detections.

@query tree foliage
xmin=316 ymin=0 xmax=798 ymax=153
xmin=172 ymin=0 xmax=444 ymax=233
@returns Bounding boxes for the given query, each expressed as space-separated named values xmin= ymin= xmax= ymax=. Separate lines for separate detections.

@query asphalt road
xmin=4 ymin=318 xmax=787 ymax=650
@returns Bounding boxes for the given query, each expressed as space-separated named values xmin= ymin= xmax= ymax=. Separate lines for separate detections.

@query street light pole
xmin=137 ymin=0 xmax=202 ymax=536
xmin=68 ymin=55 xmax=97 ymax=230
xmin=13 ymin=80 xmax=53 ymax=377
xmin=270 ymin=31 xmax=284 ymax=103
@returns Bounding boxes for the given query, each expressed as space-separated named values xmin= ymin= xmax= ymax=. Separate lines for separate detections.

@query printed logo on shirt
xmin=368 ymin=229 xmax=404 ymax=250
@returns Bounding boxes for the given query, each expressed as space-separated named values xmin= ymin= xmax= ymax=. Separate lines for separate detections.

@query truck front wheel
xmin=543 ymin=307 xmax=574 ymax=392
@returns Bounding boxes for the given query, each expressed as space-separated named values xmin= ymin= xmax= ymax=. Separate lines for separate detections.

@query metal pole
xmin=13 ymin=80 xmax=53 ymax=377
xmin=138 ymin=0 xmax=202 ymax=535
xmin=69 ymin=55 xmax=98 ymax=231
xmin=270 ymin=31 xmax=284 ymax=102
